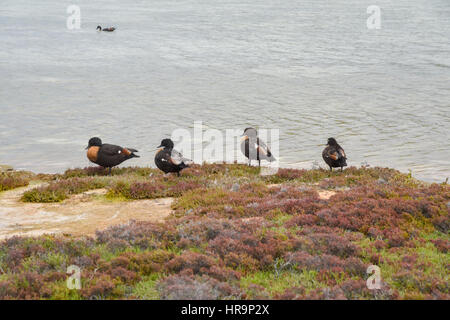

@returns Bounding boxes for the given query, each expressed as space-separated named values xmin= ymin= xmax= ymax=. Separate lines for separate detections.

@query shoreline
xmin=1 ymin=162 xmax=449 ymax=185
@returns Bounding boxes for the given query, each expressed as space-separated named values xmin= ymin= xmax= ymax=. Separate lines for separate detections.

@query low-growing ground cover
xmin=0 ymin=171 xmax=34 ymax=192
xmin=0 ymin=164 xmax=448 ymax=299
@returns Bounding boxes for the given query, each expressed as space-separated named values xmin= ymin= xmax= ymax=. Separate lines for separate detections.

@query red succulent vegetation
xmin=0 ymin=165 xmax=448 ymax=299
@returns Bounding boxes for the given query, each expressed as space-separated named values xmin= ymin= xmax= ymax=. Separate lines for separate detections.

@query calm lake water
xmin=0 ymin=0 xmax=449 ymax=182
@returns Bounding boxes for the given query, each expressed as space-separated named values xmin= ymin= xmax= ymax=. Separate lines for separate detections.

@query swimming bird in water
xmin=322 ymin=137 xmax=347 ymax=171
xmin=86 ymin=137 xmax=139 ymax=174
xmin=240 ymin=127 xmax=276 ymax=167
xmin=96 ymin=26 xmax=116 ymax=32
xmin=155 ymin=139 xmax=192 ymax=176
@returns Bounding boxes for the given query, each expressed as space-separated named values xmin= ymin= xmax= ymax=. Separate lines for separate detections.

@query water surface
xmin=1 ymin=0 xmax=449 ymax=182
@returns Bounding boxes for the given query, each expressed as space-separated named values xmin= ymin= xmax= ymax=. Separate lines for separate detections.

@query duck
xmin=240 ymin=127 xmax=276 ymax=167
xmin=155 ymin=139 xmax=192 ymax=176
xmin=322 ymin=137 xmax=347 ymax=171
xmin=86 ymin=137 xmax=139 ymax=174
xmin=96 ymin=26 xmax=116 ymax=32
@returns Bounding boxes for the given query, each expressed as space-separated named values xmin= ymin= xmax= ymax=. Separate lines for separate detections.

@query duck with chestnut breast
xmin=96 ymin=26 xmax=116 ymax=32
xmin=155 ymin=139 xmax=193 ymax=176
xmin=86 ymin=137 xmax=139 ymax=174
xmin=322 ymin=137 xmax=347 ymax=171
xmin=240 ymin=127 xmax=276 ymax=167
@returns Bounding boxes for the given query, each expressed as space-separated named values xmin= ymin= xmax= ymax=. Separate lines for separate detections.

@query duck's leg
xmin=248 ymin=159 xmax=251 ymax=166
xmin=340 ymin=166 xmax=343 ymax=172
xmin=108 ymin=167 xmax=112 ymax=175
xmin=177 ymin=172 xmax=180 ymax=177
xmin=258 ymin=159 xmax=261 ymax=168
xmin=329 ymin=166 xmax=333 ymax=172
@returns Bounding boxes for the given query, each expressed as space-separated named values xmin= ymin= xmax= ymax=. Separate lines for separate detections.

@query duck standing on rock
xmin=86 ymin=137 xmax=139 ymax=174
xmin=96 ymin=26 xmax=116 ymax=32
xmin=240 ymin=127 xmax=276 ymax=167
xmin=322 ymin=137 xmax=347 ymax=171
xmin=155 ymin=139 xmax=193 ymax=176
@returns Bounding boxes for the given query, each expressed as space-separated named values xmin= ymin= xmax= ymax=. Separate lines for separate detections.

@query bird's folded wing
xmin=327 ymin=150 xmax=339 ymax=160
xmin=257 ymin=138 xmax=272 ymax=157
xmin=170 ymin=149 xmax=193 ymax=165
xmin=101 ymin=144 xmax=124 ymax=156
xmin=338 ymin=148 xmax=346 ymax=159
xmin=257 ymin=145 xmax=269 ymax=157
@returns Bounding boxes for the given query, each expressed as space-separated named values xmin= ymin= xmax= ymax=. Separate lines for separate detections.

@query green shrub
xmin=22 ymin=177 xmax=107 ymax=203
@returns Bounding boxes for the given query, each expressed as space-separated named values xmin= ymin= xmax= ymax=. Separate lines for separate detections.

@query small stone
xmin=231 ymin=183 xmax=240 ymax=192
xmin=377 ymin=178 xmax=388 ymax=185
xmin=185 ymin=209 xmax=193 ymax=215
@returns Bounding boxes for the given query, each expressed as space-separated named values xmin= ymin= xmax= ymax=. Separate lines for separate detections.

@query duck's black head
xmin=243 ymin=127 xmax=257 ymax=137
xmin=327 ymin=137 xmax=338 ymax=146
xmin=87 ymin=137 xmax=102 ymax=149
xmin=96 ymin=26 xmax=102 ymax=31
xmin=158 ymin=139 xmax=174 ymax=149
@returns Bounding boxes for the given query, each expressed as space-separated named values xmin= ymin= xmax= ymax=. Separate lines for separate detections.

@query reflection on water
xmin=0 ymin=0 xmax=449 ymax=182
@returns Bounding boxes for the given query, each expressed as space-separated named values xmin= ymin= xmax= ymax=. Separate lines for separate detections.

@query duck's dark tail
xmin=125 ymin=148 xmax=139 ymax=158
xmin=179 ymin=162 xmax=189 ymax=169
xmin=267 ymin=151 xmax=276 ymax=162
